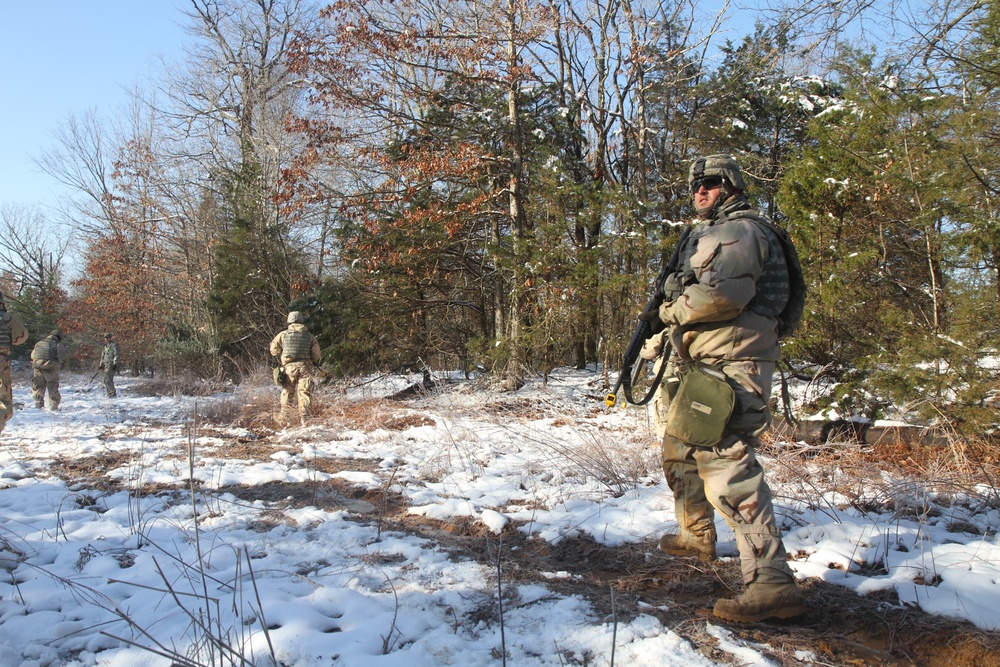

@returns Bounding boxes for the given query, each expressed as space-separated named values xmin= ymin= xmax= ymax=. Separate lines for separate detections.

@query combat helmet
xmin=688 ymin=154 xmax=747 ymax=193
xmin=287 ymin=311 xmax=305 ymax=324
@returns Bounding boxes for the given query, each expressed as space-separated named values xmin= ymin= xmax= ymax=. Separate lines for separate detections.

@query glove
xmin=639 ymin=330 xmax=666 ymax=360
xmin=658 ymin=300 xmax=678 ymax=326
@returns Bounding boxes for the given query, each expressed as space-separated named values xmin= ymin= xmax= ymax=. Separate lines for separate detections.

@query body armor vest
xmin=729 ymin=211 xmax=791 ymax=318
xmin=31 ymin=338 xmax=59 ymax=362
xmin=662 ymin=224 xmax=710 ymax=303
xmin=662 ymin=207 xmax=791 ymax=318
xmin=282 ymin=330 xmax=313 ymax=361
xmin=0 ymin=316 xmax=11 ymax=350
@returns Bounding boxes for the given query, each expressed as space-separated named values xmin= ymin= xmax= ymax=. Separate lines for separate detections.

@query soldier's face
xmin=692 ymin=178 xmax=723 ymax=216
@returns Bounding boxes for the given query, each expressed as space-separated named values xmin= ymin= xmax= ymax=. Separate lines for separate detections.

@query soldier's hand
xmin=639 ymin=331 xmax=665 ymax=360
xmin=658 ymin=300 xmax=678 ymax=326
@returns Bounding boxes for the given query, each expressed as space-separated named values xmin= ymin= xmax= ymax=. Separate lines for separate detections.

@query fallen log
xmin=771 ymin=417 xmax=951 ymax=447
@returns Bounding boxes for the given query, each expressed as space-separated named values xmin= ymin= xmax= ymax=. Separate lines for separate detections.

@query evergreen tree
xmin=208 ymin=155 xmax=308 ymax=369
xmin=778 ymin=47 xmax=972 ymax=424
xmin=693 ymin=23 xmax=841 ymax=218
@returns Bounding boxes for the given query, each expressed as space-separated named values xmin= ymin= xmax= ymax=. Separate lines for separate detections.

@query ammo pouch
xmin=665 ymin=362 xmax=735 ymax=447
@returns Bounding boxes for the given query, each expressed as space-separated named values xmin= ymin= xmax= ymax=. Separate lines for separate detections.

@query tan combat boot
xmin=713 ymin=581 xmax=806 ymax=623
xmin=658 ymin=531 xmax=716 ymax=561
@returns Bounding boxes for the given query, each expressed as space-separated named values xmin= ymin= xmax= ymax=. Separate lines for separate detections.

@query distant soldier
xmin=98 ymin=332 xmax=121 ymax=397
xmin=30 ymin=330 xmax=69 ymax=411
xmin=0 ymin=293 xmax=29 ymax=433
xmin=269 ymin=311 xmax=321 ymax=426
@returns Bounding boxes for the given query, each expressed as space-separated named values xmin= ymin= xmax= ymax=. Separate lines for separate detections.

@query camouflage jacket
xmin=659 ymin=195 xmax=784 ymax=366
xmin=100 ymin=342 xmax=120 ymax=368
xmin=0 ymin=312 xmax=28 ymax=352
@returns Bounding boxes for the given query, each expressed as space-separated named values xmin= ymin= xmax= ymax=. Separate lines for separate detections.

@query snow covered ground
xmin=0 ymin=367 xmax=997 ymax=667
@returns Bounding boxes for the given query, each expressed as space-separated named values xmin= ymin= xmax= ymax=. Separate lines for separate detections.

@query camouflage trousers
xmin=31 ymin=368 xmax=61 ymax=410
xmin=103 ymin=366 xmax=117 ymax=398
xmin=660 ymin=358 xmax=795 ymax=585
xmin=0 ymin=353 xmax=12 ymax=433
xmin=280 ymin=361 xmax=315 ymax=420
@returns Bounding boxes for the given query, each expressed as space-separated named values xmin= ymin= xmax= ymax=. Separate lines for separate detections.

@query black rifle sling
xmin=619 ymin=224 xmax=692 ymax=406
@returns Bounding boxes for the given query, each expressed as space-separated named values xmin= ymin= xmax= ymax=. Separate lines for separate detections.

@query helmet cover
xmin=689 ymin=154 xmax=747 ymax=192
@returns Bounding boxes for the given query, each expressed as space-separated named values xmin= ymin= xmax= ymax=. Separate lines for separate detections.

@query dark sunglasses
xmin=691 ymin=176 xmax=723 ymax=192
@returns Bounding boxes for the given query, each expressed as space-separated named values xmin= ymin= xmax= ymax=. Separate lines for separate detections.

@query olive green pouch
xmin=665 ymin=363 xmax=735 ymax=447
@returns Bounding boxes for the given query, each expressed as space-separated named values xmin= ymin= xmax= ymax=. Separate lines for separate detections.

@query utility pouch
xmin=665 ymin=363 xmax=735 ymax=447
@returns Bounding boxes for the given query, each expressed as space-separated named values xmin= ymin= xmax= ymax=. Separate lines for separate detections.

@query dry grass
xmin=129 ymin=375 xmax=230 ymax=398
xmin=192 ymin=373 xmax=439 ymax=435
xmin=761 ymin=433 xmax=1000 ymax=535
xmin=313 ymin=398 xmax=422 ymax=431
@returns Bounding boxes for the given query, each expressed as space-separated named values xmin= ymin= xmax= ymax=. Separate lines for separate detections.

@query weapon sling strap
xmin=777 ymin=359 xmax=798 ymax=427
xmin=619 ymin=224 xmax=693 ymax=407
xmin=622 ymin=351 xmax=670 ymax=406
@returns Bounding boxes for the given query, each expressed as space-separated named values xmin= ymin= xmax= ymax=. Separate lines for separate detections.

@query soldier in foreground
xmin=641 ymin=155 xmax=805 ymax=623
xmin=0 ymin=293 xmax=29 ymax=434
xmin=269 ymin=311 xmax=322 ymax=426
xmin=98 ymin=332 xmax=121 ymax=397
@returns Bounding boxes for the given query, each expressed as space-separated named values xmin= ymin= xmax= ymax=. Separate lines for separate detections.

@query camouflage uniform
xmin=30 ymin=330 xmax=69 ymax=411
xmin=269 ymin=312 xmax=322 ymax=425
xmin=646 ymin=154 xmax=804 ymax=622
xmin=99 ymin=333 xmax=121 ymax=397
xmin=0 ymin=295 xmax=29 ymax=434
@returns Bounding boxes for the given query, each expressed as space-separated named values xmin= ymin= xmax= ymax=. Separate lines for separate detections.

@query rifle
xmin=605 ymin=225 xmax=692 ymax=408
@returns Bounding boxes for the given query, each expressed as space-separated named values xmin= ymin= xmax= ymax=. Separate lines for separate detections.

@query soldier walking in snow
xmin=640 ymin=154 xmax=806 ymax=623
xmin=98 ymin=332 xmax=121 ymax=397
xmin=0 ymin=293 xmax=29 ymax=434
xmin=269 ymin=311 xmax=322 ymax=426
xmin=30 ymin=329 xmax=69 ymax=411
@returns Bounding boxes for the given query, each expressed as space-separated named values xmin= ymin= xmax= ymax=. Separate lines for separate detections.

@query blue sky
xmin=0 ymin=0 xmax=188 ymax=211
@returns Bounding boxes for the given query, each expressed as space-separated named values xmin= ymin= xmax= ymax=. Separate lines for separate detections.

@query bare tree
xmin=151 ymin=0 xmax=318 ymax=361
xmin=36 ymin=108 xmax=120 ymax=236
xmin=0 ymin=204 xmax=69 ymax=293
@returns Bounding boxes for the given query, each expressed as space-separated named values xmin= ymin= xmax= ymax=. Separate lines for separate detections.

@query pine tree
xmin=208 ymin=156 xmax=307 ymax=367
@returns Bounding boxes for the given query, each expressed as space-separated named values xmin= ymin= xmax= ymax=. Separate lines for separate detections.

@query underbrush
xmin=762 ymin=434 xmax=1000 ymax=534
xmin=195 ymin=369 xmax=424 ymax=432
xmin=129 ymin=374 xmax=232 ymax=398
